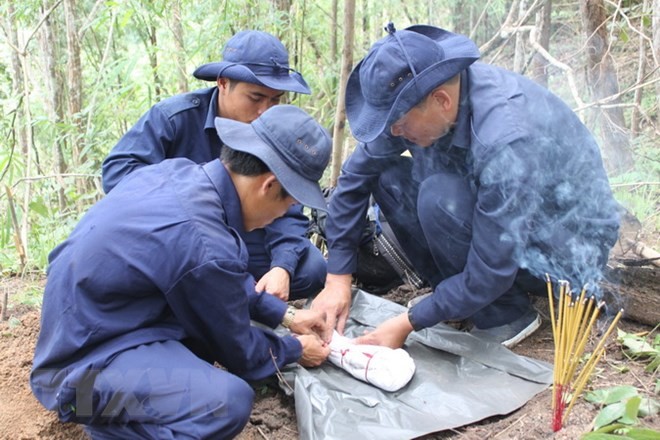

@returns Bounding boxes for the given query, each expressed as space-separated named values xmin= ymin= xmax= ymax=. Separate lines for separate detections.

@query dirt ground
xmin=0 ymin=240 xmax=658 ymax=439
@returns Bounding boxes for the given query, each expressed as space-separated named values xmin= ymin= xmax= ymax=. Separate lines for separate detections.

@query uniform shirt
xmin=102 ymin=87 xmax=309 ymax=276
xmin=31 ymin=158 xmax=302 ymax=410
xmin=326 ymin=63 xmax=620 ymax=329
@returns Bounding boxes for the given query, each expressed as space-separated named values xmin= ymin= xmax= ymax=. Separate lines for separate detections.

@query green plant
xmin=581 ymin=385 xmax=659 ymax=438
xmin=617 ymin=328 xmax=660 ymax=373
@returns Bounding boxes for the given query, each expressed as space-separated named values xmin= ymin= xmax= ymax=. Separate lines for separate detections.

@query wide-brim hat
xmin=346 ymin=24 xmax=480 ymax=143
xmin=194 ymin=30 xmax=311 ymax=95
xmin=215 ymin=105 xmax=331 ymax=211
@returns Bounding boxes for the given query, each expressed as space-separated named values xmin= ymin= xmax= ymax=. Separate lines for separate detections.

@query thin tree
xmin=631 ymin=0 xmax=648 ymax=137
xmin=331 ymin=0 xmax=338 ymax=61
xmin=530 ymin=0 xmax=551 ymax=87
xmin=4 ymin=4 xmax=28 ymax=164
xmin=580 ymin=0 xmax=633 ymax=174
xmin=653 ymin=0 xmax=660 ymax=114
xmin=64 ymin=0 xmax=88 ymax=198
xmin=331 ymin=0 xmax=356 ymax=186
xmin=171 ymin=0 xmax=188 ymax=94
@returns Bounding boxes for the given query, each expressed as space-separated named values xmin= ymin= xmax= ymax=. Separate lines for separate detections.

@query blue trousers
xmin=83 ymin=340 xmax=254 ymax=439
xmin=243 ymin=229 xmax=326 ymax=300
xmin=373 ymin=157 xmax=545 ymax=328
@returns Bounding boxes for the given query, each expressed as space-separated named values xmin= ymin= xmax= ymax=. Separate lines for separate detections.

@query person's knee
xmin=418 ymin=174 xmax=475 ymax=234
xmin=289 ymin=246 xmax=326 ymax=300
xmin=205 ymin=376 xmax=254 ymax=438
xmin=224 ymin=377 xmax=255 ymax=436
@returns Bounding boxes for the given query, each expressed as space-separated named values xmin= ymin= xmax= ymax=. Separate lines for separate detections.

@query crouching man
xmin=30 ymin=105 xmax=332 ymax=439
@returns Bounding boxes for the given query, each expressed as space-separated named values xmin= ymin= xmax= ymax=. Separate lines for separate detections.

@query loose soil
xmin=1 ymin=241 xmax=658 ymax=439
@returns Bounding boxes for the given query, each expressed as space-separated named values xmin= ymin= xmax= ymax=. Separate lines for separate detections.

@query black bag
xmin=308 ymin=189 xmax=426 ymax=295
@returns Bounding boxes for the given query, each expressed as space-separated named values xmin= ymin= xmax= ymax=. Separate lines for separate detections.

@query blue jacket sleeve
xmin=326 ymin=137 xmax=407 ymax=275
xmin=263 ymin=204 xmax=310 ymax=275
xmin=165 ymin=259 xmax=302 ymax=382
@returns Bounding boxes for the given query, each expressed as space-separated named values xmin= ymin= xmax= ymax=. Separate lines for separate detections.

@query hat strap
xmin=385 ymin=22 xmax=418 ymax=77
xmin=216 ymin=60 xmax=300 ymax=80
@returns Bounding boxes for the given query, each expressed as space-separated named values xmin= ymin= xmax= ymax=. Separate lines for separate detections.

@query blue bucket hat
xmin=345 ymin=24 xmax=480 ymax=142
xmin=194 ymin=30 xmax=311 ymax=95
xmin=215 ymin=105 xmax=331 ymax=211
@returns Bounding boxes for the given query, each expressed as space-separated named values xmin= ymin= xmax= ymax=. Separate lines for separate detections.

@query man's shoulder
xmin=154 ymin=87 xmax=215 ymax=118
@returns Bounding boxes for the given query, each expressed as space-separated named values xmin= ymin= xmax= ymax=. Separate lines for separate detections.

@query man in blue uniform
xmin=31 ymin=105 xmax=332 ymax=439
xmin=103 ymin=30 xmax=324 ymax=302
xmin=311 ymin=24 xmax=620 ymax=349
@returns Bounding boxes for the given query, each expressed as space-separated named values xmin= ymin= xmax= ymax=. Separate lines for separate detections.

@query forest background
xmin=0 ymin=0 xmax=659 ymax=277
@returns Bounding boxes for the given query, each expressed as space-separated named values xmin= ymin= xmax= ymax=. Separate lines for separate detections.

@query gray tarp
xmin=281 ymin=289 xmax=552 ymax=440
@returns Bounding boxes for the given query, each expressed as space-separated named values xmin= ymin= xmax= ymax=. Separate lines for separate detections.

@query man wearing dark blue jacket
xmin=311 ymin=24 xmax=620 ymax=349
xmin=31 ymin=105 xmax=332 ymax=439
xmin=103 ymin=30 xmax=323 ymax=302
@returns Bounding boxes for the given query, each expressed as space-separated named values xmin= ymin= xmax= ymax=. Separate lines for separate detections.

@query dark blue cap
xmin=194 ymin=30 xmax=311 ymax=94
xmin=346 ymin=24 xmax=480 ymax=142
xmin=215 ymin=105 xmax=331 ymax=211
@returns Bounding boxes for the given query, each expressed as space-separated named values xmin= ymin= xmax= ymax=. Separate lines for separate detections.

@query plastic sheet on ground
xmin=281 ymin=289 xmax=552 ymax=440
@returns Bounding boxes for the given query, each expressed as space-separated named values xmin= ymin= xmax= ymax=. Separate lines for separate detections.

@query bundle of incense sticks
xmin=546 ymin=275 xmax=623 ymax=432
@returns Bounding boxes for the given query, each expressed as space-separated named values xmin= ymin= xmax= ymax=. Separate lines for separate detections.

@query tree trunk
xmin=580 ymin=0 xmax=633 ymax=175
xmin=331 ymin=0 xmax=356 ymax=186
xmin=331 ymin=0 xmax=338 ymax=61
xmin=631 ymin=0 xmax=648 ymax=137
xmin=513 ymin=0 xmax=526 ymax=73
xmin=603 ymin=266 xmax=660 ymax=327
xmin=5 ymin=4 xmax=28 ymax=160
xmin=531 ymin=0 xmax=552 ymax=87
xmin=147 ymin=23 xmax=162 ymax=100
xmin=273 ymin=0 xmax=293 ymax=104
xmin=653 ymin=0 xmax=660 ymax=113
xmin=64 ymin=0 xmax=88 ymax=198
xmin=452 ymin=2 xmax=471 ymax=35
xmin=171 ymin=0 xmax=188 ymax=94
xmin=40 ymin=0 xmax=68 ymax=210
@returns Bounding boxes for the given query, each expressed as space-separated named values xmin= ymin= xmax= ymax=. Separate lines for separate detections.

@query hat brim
xmin=194 ymin=62 xmax=311 ymax=95
xmin=214 ymin=118 xmax=327 ymax=211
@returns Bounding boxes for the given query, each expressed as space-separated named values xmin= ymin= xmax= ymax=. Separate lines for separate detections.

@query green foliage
xmin=610 ymin=134 xmax=660 ymax=234
xmin=582 ymin=385 xmax=659 ymax=436
xmin=580 ymin=329 xmax=660 ymax=439
xmin=10 ymin=283 xmax=43 ymax=309
xmin=617 ymin=329 xmax=660 ymax=373
xmin=1 ymin=0 xmax=659 ymax=276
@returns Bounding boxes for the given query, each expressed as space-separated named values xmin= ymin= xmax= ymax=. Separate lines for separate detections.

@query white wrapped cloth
xmin=328 ymin=331 xmax=416 ymax=392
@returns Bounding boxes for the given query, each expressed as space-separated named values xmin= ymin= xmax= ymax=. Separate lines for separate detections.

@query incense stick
xmin=546 ymin=275 xmax=624 ymax=432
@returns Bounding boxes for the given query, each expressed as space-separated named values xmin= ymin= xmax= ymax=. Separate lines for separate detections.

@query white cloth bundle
xmin=327 ymin=331 xmax=416 ymax=392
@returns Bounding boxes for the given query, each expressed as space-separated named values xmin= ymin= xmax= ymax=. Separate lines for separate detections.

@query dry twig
xmin=269 ymin=348 xmax=294 ymax=394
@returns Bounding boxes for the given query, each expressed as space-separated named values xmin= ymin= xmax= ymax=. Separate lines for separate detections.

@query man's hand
xmin=297 ymin=334 xmax=330 ymax=367
xmin=310 ymin=273 xmax=353 ymax=342
xmin=354 ymin=312 xmax=414 ymax=349
xmin=255 ymin=267 xmax=290 ymax=301
xmin=288 ymin=308 xmax=329 ymax=339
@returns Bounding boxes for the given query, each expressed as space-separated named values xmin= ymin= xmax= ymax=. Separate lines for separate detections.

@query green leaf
xmin=619 ymin=396 xmax=641 ymax=425
xmin=28 ymin=199 xmax=49 ymax=218
xmin=646 ymin=356 xmax=660 ymax=373
xmin=593 ymin=402 xmax=627 ymax=431
xmin=594 ymin=423 xmax=628 ymax=433
xmin=618 ymin=330 xmax=656 ymax=357
xmin=625 ymin=428 xmax=660 ymax=440
xmin=586 ymin=386 xmax=639 ymax=405
xmin=582 ymin=433 xmax=633 ymax=439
